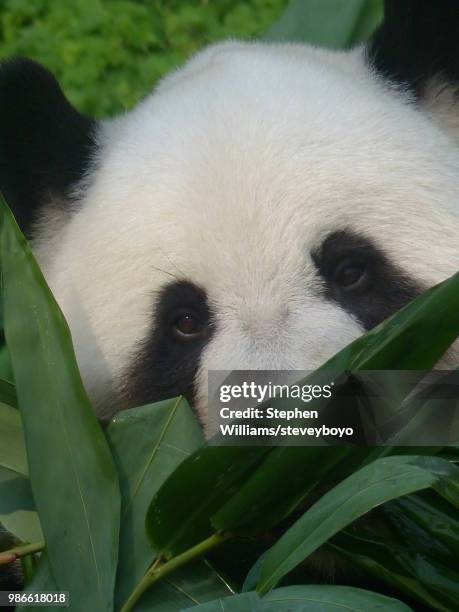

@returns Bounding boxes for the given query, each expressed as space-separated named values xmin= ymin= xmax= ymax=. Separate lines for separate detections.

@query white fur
xmin=32 ymin=41 xmax=459 ymax=420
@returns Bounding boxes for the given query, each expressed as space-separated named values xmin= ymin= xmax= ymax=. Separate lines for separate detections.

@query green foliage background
xmin=0 ymin=0 xmax=288 ymax=118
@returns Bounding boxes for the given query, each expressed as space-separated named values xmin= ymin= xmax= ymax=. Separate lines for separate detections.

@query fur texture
xmin=30 ymin=42 xmax=459 ymax=420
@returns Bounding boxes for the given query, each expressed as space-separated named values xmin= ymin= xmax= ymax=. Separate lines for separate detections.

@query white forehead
xmin=67 ymin=41 xmax=458 ymax=285
xmin=36 ymin=41 xmax=459 ymax=405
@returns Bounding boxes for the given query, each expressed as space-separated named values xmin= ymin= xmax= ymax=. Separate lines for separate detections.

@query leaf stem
xmin=21 ymin=553 xmax=38 ymax=586
xmin=121 ymin=531 xmax=232 ymax=612
xmin=0 ymin=540 xmax=45 ymax=565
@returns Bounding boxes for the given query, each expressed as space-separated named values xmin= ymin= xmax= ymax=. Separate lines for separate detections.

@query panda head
xmin=1 ymin=1 xmax=458 ymax=424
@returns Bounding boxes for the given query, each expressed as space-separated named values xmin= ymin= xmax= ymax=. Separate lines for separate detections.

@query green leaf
xmin=331 ymin=510 xmax=459 ymax=612
xmin=106 ymin=396 xmax=204 ymax=608
xmin=211 ymin=447 xmax=350 ymax=533
xmin=146 ymin=447 xmax=269 ymax=558
xmin=0 ymin=402 xmax=42 ymax=544
xmin=0 ymin=346 xmax=14 ymax=383
xmin=0 ymin=466 xmax=42 ymax=544
xmin=265 ymin=0 xmax=383 ymax=49
xmin=387 ymin=491 xmax=459 ymax=558
xmin=185 ymin=591 xmax=259 ymax=612
xmin=256 ymin=456 xmax=459 ymax=594
xmin=320 ymin=272 xmax=459 ymax=371
xmin=0 ymin=377 xmax=17 ymax=408
xmin=0 ymin=402 xmax=27 ymax=476
xmin=0 ymin=196 xmax=120 ymax=610
xmin=135 ymin=561 xmax=234 ymax=611
xmin=351 ymin=0 xmax=384 ymax=43
xmin=183 ymin=584 xmax=411 ymax=611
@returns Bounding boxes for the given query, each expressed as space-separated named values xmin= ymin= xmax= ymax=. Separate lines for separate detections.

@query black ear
xmin=368 ymin=0 xmax=459 ymax=96
xmin=0 ymin=58 xmax=96 ymax=237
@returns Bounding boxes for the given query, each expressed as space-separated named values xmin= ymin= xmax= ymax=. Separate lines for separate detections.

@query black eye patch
xmin=311 ymin=230 xmax=423 ymax=330
xmin=122 ymin=281 xmax=214 ymax=413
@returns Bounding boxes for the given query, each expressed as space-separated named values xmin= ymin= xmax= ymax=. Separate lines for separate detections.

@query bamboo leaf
xmin=0 ymin=196 xmax=120 ymax=610
xmin=211 ymin=447 xmax=350 ymax=533
xmin=183 ymin=584 xmax=411 ymax=611
xmin=320 ymin=273 xmax=459 ymax=371
xmin=146 ymin=447 xmax=269 ymax=558
xmin=265 ymin=0 xmax=383 ymax=49
xmin=330 ymin=507 xmax=459 ymax=612
xmin=256 ymin=456 xmax=459 ymax=594
xmin=0 ymin=466 xmax=42 ymax=544
xmin=135 ymin=561 xmax=234 ymax=611
xmin=387 ymin=491 xmax=459 ymax=558
xmin=0 ymin=377 xmax=17 ymax=408
xmin=106 ymin=397 xmax=204 ymax=607
xmin=0 ymin=402 xmax=27 ymax=476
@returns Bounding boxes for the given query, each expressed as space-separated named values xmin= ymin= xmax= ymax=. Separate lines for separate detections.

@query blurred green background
xmin=0 ymin=0 xmax=288 ymax=117
xmin=0 ymin=0 xmax=383 ymax=118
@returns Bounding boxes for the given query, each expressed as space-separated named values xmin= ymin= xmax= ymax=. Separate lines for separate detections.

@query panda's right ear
xmin=0 ymin=57 xmax=96 ymax=237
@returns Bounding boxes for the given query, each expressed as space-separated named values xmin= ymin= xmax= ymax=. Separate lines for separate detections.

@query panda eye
xmin=333 ymin=260 xmax=367 ymax=289
xmin=172 ymin=311 xmax=203 ymax=339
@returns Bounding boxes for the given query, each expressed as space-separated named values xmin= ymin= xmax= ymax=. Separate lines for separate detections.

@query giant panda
xmin=0 ymin=0 xmax=458 ymax=430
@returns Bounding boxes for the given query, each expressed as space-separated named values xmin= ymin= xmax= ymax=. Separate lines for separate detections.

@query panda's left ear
xmin=0 ymin=57 xmax=97 ymax=237
xmin=368 ymin=1 xmax=459 ymax=99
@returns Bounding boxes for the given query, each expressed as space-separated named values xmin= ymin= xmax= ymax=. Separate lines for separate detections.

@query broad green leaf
xmin=135 ymin=561 xmax=234 ymax=611
xmin=0 ymin=402 xmax=27 ymax=476
xmin=320 ymin=272 xmax=459 ymax=371
xmin=265 ymin=0 xmax=383 ymax=49
xmin=212 ymin=361 xmax=459 ymax=536
xmin=331 ymin=515 xmax=459 ymax=612
xmin=214 ymin=364 xmax=458 ymax=536
xmin=106 ymin=397 xmax=204 ymax=608
xmin=183 ymin=584 xmax=411 ymax=611
xmin=437 ymin=440 xmax=459 ymax=462
xmin=184 ymin=591 xmax=259 ymax=612
xmin=256 ymin=456 xmax=459 ymax=594
xmin=0 ymin=196 xmax=120 ymax=610
xmin=351 ymin=0 xmax=384 ymax=43
xmin=146 ymin=446 xmax=269 ymax=558
xmin=0 ymin=347 xmax=13 ymax=383
xmin=0 ymin=404 xmax=42 ymax=544
xmin=0 ymin=466 xmax=42 ymax=544
xmin=212 ymin=447 xmax=350 ymax=533
xmin=384 ymin=491 xmax=459 ymax=560
xmin=0 ymin=377 xmax=17 ymax=408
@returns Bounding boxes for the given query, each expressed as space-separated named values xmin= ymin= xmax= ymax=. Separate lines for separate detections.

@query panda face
xmin=1 ymin=4 xmax=459 ymax=423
